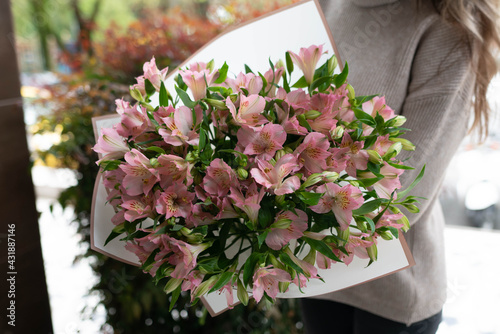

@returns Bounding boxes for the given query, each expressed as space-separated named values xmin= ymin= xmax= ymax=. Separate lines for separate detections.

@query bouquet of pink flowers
xmin=93 ymin=45 xmax=423 ymax=309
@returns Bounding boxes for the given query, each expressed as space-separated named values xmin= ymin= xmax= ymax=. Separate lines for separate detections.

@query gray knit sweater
xmin=316 ymin=0 xmax=474 ymax=325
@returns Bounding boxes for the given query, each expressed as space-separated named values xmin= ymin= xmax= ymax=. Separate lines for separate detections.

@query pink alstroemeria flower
xmin=360 ymin=162 xmax=403 ymax=199
xmin=159 ymin=106 xmax=201 ymax=146
xmin=121 ymin=194 xmax=155 ymax=222
xmin=157 ymin=154 xmax=194 ymax=188
xmin=180 ymin=69 xmax=210 ymax=101
xmin=202 ymin=158 xmax=237 ymax=197
xmin=237 ymin=123 xmax=286 ymax=160
xmin=275 ymin=104 xmax=308 ymax=136
xmin=132 ymin=56 xmax=168 ymax=92
xmin=265 ymin=209 xmax=308 ymax=250
xmin=227 ymin=94 xmax=267 ymax=127
xmin=340 ymin=132 xmax=369 ymax=177
xmin=250 ymin=154 xmax=301 ymax=196
xmin=155 ymin=183 xmax=195 ymax=219
xmin=229 ymin=182 xmax=265 ymax=223
xmin=310 ymin=183 xmax=364 ymax=230
xmin=252 ymin=266 xmax=291 ymax=303
xmin=161 ymin=236 xmax=210 ymax=279
xmin=294 ymin=132 xmax=331 ymax=174
xmin=119 ymin=149 xmax=159 ymax=196
xmin=361 ymin=96 xmax=395 ymax=135
xmin=93 ymin=127 xmax=130 ymax=163
xmin=289 ymin=44 xmax=324 ymax=85
xmin=263 ymin=65 xmax=284 ymax=97
xmin=115 ymin=100 xmax=152 ymax=140
xmin=372 ymin=134 xmax=394 ymax=156
xmin=226 ymin=72 xmax=263 ymax=95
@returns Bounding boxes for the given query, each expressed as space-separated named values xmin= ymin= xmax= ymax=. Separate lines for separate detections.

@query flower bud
xmin=322 ymin=171 xmax=339 ymax=183
xmin=346 ymin=84 xmax=355 ymax=100
xmin=193 ymin=276 xmax=218 ymax=298
xmin=274 ymin=149 xmax=287 ymax=161
xmin=403 ymin=204 xmax=419 ymax=214
xmin=302 ymin=173 xmax=323 ymax=188
xmin=271 ymin=218 xmax=292 ymax=229
xmin=391 ymin=138 xmax=416 ymax=151
xmin=276 ymin=59 xmax=285 ymax=70
xmin=339 ymin=228 xmax=350 ymax=243
xmin=365 ymin=238 xmax=378 ymax=261
xmin=383 ymin=142 xmax=403 ymax=159
xmin=305 ymin=110 xmax=322 ymax=120
xmin=130 ymin=87 xmax=144 ymax=102
xmin=186 ymin=151 xmax=197 ymax=162
xmin=367 ymin=245 xmax=378 ymax=261
xmin=237 ymin=279 xmax=249 ymax=306
xmin=149 ymin=157 xmax=159 ymax=167
xmin=269 ymin=158 xmax=276 ymax=166
xmin=327 ymin=56 xmax=338 ymax=76
xmin=279 ymin=281 xmax=291 ymax=293
xmin=348 ymin=180 xmax=360 ymax=187
xmin=366 ymin=150 xmax=383 ymax=164
xmin=398 ymin=214 xmax=410 ymax=232
xmin=393 ymin=115 xmax=407 ymax=127
xmin=164 ymin=277 xmax=183 ymax=294
xmin=331 ymin=125 xmax=345 ymax=140
xmin=303 ymin=248 xmax=317 ymax=266
xmin=237 ymin=167 xmax=248 ymax=180
xmin=378 ymin=230 xmax=394 ymax=241
xmin=205 ymin=98 xmax=227 ymax=110
xmin=207 ymin=59 xmax=215 ymax=72
xmin=275 ymin=195 xmax=285 ymax=205
xmin=284 ymin=147 xmax=294 ymax=154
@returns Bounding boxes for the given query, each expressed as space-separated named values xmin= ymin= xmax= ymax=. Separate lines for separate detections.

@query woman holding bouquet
xmin=301 ymin=0 xmax=500 ymax=333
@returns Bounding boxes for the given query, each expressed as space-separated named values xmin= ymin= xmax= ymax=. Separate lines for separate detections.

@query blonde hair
xmin=431 ymin=0 xmax=500 ymax=141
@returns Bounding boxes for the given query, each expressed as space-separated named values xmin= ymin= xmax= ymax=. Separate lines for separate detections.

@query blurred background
xmin=2 ymin=0 xmax=500 ymax=333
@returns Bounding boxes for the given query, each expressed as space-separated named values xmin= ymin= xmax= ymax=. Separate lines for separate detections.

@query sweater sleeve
xmin=397 ymin=19 xmax=475 ymax=225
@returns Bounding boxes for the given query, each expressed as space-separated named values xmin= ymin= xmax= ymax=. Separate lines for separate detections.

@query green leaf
xmin=292 ymin=76 xmax=308 ymax=88
xmin=353 ymin=94 xmax=379 ymax=106
xmin=104 ymin=228 xmax=124 ymax=246
xmin=170 ymin=224 xmax=183 ymax=232
xmin=198 ymin=257 xmax=219 ymax=273
xmin=141 ymin=248 xmax=160 ymax=271
xmin=209 ymin=271 xmax=234 ymax=293
xmin=257 ymin=230 xmax=269 ymax=248
xmin=387 ymin=161 xmax=415 ymax=170
xmin=397 ymin=165 xmax=426 ymax=199
xmin=258 ymin=200 xmax=274 ymax=228
xmin=99 ymin=159 xmax=122 ymax=171
xmin=283 ymin=72 xmax=291 ymax=93
xmin=303 ymin=237 xmax=341 ymax=262
xmin=214 ymin=62 xmax=229 ymax=84
xmin=333 ymin=62 xmax=349 ymax=87
xmin=159 ymin=81 xmax=169 ymax=107
xmin=310 ymin=76 xmax=333 ymax=92
xmin=297 ymin=114 xmax=313 ymax=132
xmin=243 ymin=253 xmax=262 ymax=286
xmin=144 ymin=79 xmax=156 ymax=96
xmin=175 ymin=74 xmax=187 ymax=90
xmin=145 ymin=146 xmax=166 ymax=155
xmin=285 ymin=51 xmax=294 ymax=74
xmin=353 ymin=199 xmax=383 ymax=215
xmin=358 ymin=177 xmax=383 ymax=188
xmin=169 ymin=285 xmax=182 ymax=312
xmin=297 ymin=191 xmax=323 ymax=206
xmin=245 ymin=64 xmax=254 ymax=74
xmin=353 ymin=108 xmax=376 ymax=127
xmin=175 ymin=85 xmax=197 ymax=108
xmin=279 ymin=252 xmax=304 ymax=275
xmin=217 ymin=253 xmax=231 ymax=269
